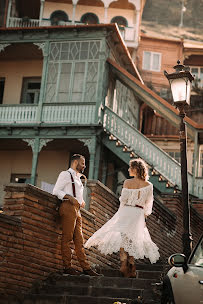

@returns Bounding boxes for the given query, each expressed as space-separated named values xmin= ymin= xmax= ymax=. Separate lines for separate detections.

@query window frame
xmin=20 ymin=77 xmax=41 ymax=104
xmin=0 ymin=77 xmax=5 ymax=104
xmin=111 ymin=16 xmax=128 ymax=27
xmin=10 ymin=173 xmax=31 ymax=184
xmin=190 ymin=66 xmax=203 ymax=87
xmin=142 ymin=51 xmax=162 ymax=72
xmin=80 ymin=12 xmax=99 ymax=25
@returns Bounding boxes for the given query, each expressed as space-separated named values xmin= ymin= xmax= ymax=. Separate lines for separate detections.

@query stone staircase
xmin=102 ymin=106 xmax=203 ymax=200
xmin=17 ymin=264 xmax=167 ymax=304
xmin=102 ymin=133 xmax=176 ymax=195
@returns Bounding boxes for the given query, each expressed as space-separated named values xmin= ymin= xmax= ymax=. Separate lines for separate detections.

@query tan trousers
xmin=59 ymin=200 xmax=90 ymax=270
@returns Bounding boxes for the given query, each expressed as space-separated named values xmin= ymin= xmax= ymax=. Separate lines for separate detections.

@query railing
xmin=104 ymin=106 xmax=196 ymax=196
xmin=193 ymin=178 xmax=203 ymax=199
xmin=0 ymin=103 xmax=96 ymax=125
xmin=8 ymin=17 xmax=40 ymax=28
xmin=119 ymin=26 xmax=136 ymax=42
xmin=42 ymin=103 xmax=95 ymax=124
xmin=0 ymin=105 xmax=38 ymax=123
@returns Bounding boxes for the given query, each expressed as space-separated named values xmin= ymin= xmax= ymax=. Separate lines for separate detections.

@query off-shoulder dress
xmin=84 ymin=182 xmax=160 ymax=263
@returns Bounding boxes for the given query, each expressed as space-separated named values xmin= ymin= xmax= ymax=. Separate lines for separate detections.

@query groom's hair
xmin=71 ymin=154 xmax=85 ymax=163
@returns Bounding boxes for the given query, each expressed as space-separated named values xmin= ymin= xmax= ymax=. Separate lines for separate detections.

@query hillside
xmin=143 ymin=0 xmax=203 ymax=30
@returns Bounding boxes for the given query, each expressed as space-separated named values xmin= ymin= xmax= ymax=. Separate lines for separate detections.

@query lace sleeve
xmin=144 ymin=184 xmax=154 ymax=216
xmin=119 ymin=188 xmax=128 ymax=208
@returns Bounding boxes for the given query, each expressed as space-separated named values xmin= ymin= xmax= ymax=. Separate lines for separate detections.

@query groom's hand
xmin=63 ymin=195 xmax=78 ymax=206
xmin=81 ymin=201 xmax=86 ymax=208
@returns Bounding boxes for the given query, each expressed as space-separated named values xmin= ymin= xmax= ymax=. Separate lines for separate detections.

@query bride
xmin=85 ymin=158 xmax=160 ymax=277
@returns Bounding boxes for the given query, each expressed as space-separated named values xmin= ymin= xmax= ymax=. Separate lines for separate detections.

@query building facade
xmin=0 ymin=0 xmax=203 ymax=209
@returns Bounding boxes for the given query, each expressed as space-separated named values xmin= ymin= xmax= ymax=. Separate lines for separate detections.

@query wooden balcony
xmin=0 ymin=103 xmax=96 ymax=125
xmin=8 ymin=17 xmax=40 ymax=28
xmin=6 ymin=17 xmax=138 ymax=47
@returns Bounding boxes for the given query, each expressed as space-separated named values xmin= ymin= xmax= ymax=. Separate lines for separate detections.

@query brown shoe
xmin=82 ymin=268 xmax=103 ymax=276
xmin=63 ymin=267 xmax=81 ymax=275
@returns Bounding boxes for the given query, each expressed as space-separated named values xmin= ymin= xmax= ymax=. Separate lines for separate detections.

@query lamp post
xmin=164 ymin=60 xmax=194 ymax=259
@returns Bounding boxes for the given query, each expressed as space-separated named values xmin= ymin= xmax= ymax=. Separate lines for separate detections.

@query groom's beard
xmin=76 ymin=164 xmax=84 ymax=173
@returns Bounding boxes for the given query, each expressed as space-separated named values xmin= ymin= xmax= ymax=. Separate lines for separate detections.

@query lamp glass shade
xmin=170 ymin=77 xmax=191 ymax=105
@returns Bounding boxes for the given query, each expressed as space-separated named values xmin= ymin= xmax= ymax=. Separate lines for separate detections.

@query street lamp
xmin=164 ymin=60 xmax=194 ymax=259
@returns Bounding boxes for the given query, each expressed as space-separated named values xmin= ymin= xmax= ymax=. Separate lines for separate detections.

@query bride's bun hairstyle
xmin=129 ymin=158 xmax=149 ymax=181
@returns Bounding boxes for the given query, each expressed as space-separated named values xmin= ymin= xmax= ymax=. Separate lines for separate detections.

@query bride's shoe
xmin=127 ymin=256 xmax=137 ymax=278
xmin=120 ymin=248 xmax=129 ymax=277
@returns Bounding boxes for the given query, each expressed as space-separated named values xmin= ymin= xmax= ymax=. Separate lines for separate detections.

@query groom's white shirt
xmin=53 ymin=168 xmax=84 ymax=205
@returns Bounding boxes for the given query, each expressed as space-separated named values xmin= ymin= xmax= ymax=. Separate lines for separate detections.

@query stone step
xmin=102 ymin=136 xmax=174 ymax=195
xmin=50 ymin=275 xmax=158 ymax=290
xmin=100 ymin=270 xmax=162 ymax=280
xmin=40 ymin=285 xmax=143 ymax=298
xmin=22 ymin=294 xmax=134 ymax=304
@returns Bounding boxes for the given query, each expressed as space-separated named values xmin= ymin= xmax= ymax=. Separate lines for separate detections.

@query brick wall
xmin=0 ymin=181 xmax=202 ymax=296
xmin=0 ymin=181 xmax=120 ymax=296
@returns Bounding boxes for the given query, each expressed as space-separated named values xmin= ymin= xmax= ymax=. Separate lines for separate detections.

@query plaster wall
xmin=43 ymin=2 xmax=135 ymax=26
xmin=0 ymin=61 xmax=42 ymax=104
xmin=137 ymin=36 xmax=182 ymax=91
xmin=0 ymin=150 xmax=70 ymax=206
xmin=0 ymin=150 xmax=32 ymax=205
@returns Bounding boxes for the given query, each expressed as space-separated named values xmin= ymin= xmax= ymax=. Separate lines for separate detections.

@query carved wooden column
xmin=34 ymin=42 xmax=49 ymax=122
xmin=39 ymin=0 xmax=45 ymax=25
xmin=79 ymin=137 xmax=98 ymax=180
xmin=72 ymin=0 xmax=78 ymax=24
xmin=23 ymin=138 xmax=53 ymax=185
xmin=6 ymin=0 xmax=12 ymax=27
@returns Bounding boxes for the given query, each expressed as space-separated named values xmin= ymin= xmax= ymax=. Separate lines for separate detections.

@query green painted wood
xmin=0 ymin=29 xmax=109 ymax=44
xmin=102 ymin=136 xmax=175 ymax=194
xmin=30 ymin=138 xmax=40 ymax=185
xmin=103 ymin=106 xmax=194 ymax=194
xmin=109 ymin=63 xmax=196 ymax=141
xmin=0 ymin=103 xmax=97 ymax=125
xmin=93 ymin=140 xmax=101 ymax=180
xmin=37 ymin=41 xmax=50 ymax=122
xmin=0 ymin=125 xmax=101 ymax=138
xmin=87 ymin=136 xmax=97 ymax=180
xmin=94 ymin=38 xmax=109 ymax=124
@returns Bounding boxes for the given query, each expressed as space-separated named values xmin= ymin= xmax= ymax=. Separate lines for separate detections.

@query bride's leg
xmin=127 ymin=255 xmax=136 ymax=278
xmin=119 ymin=248 xmax=128 ymax=277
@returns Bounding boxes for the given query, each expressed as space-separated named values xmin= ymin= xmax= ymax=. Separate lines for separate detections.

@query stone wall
xmin=0 ymin=181 xmax=202 ymax=297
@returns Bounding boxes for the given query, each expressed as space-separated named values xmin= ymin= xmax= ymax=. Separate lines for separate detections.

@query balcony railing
xmin=119 ymin=26 xmax=136 ymax=42
xmin=104 ymin=106 xmax=203 ymax=199
xmin=0 ymin=104 xmax=38 ymax=123
xmin=0 ymin=103 xmax=96 ymax=125
xmin=8 ymin=17 xmax=40 ymax=28
xmin=6 ymin=17 xmax=137 ymax=45
xmin=7 ymin=17 xmax=85 ymax=28
xmin=42 ymin=103 xmax=96 ymax=124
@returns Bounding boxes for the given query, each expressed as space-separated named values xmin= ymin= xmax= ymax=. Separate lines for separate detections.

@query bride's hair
xmin=129 ymin=158 xmax=149 ymax=181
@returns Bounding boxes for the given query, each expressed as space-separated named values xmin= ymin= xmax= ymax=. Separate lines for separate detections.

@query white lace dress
xmin=85 ymin=183 xmax=160 ymax=263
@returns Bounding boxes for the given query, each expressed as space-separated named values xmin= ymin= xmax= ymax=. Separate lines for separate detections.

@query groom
xmin=53 ymin=154 xmax=100 ymax=276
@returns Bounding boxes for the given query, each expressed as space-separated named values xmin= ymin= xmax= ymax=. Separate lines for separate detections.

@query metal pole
xmin=179 ymin=105 xmax=192 ymax=259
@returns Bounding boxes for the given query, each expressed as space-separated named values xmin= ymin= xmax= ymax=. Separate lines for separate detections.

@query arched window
xmin=50 ymin=10 xmax=69 ymax=25
xmin=80 ymin=13 xmax=99 ymax=24
xmin=111 ymin=16 xmax=128 ymax=27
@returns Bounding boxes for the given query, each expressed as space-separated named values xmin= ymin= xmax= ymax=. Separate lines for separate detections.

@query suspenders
xmin=68 ymin=171 xmax=76 ymax=198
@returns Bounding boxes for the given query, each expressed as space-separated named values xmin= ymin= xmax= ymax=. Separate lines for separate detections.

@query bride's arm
xmin=144 ymin=184 xmax=154 ymax=216
xmin=119 ymin=181 xmax=129 ymax=208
